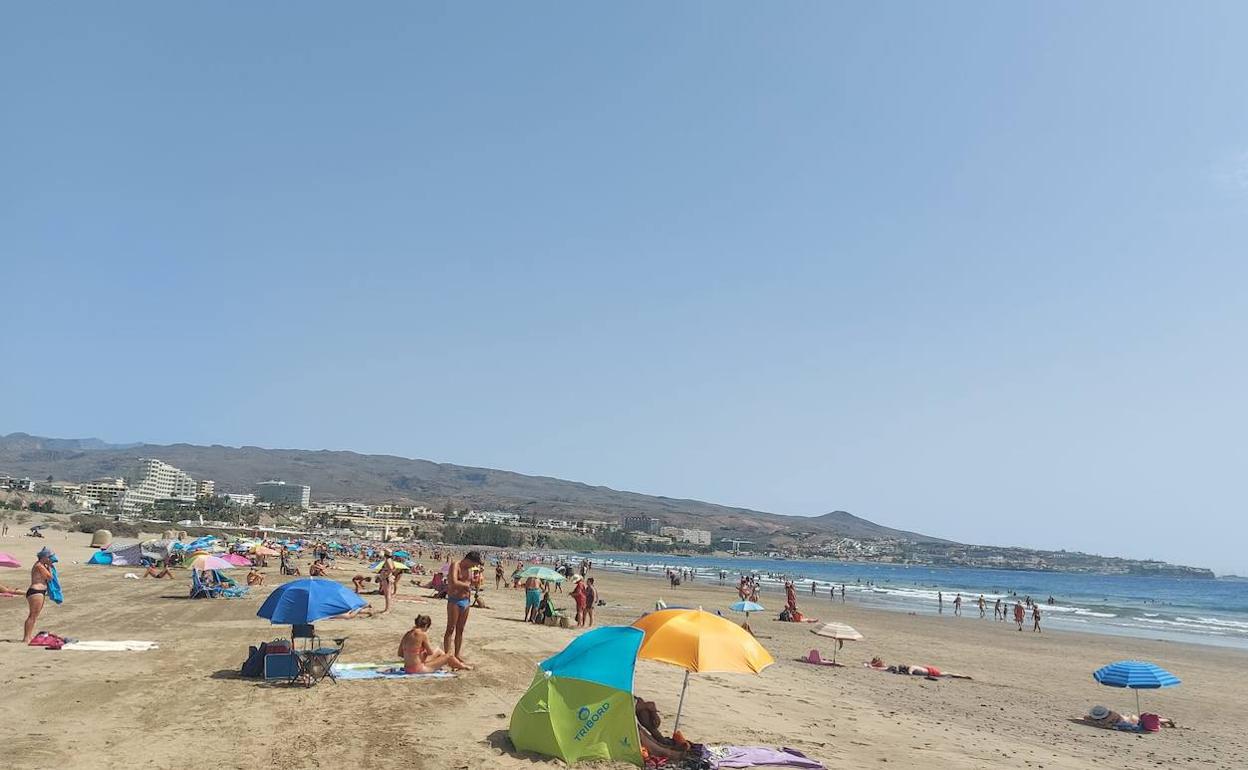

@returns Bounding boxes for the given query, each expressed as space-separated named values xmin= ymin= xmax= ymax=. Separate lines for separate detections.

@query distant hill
xmin=0 ymin=431 xmax=945 ymax=545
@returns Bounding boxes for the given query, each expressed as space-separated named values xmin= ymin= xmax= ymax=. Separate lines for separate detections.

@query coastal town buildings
xmin=196 ymin=479 xmax=215 ymax=498
xmin=622 ymin=515 xmax=662 ymax=534
xmin=0 ymin=475 xmax=35 ymax=492
xmin=254 ymin=480 xmax=311 ymax=509
xmin=659 ymin=526 xmax=713 ymax=545
xmin=121 ymin=458 xmax=197 ymax=511
xmin=80 ymin=477 xmax=127 ymax=507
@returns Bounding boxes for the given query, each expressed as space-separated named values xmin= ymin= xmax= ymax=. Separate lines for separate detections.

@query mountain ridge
xmin=0 ymin=432 xmax=946 ymax=544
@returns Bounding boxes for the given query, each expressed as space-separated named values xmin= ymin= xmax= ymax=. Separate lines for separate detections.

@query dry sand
xmin=1 ymin=531 xmax=1245 ymax=770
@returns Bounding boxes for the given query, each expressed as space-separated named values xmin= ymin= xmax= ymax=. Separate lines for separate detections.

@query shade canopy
xmin=729 ymin=600 xmax=765 ymax=614
xmin=370 ymin=560 xmax=410 ymax=572
xmin=187 ymin=555 xmax=237 ymax=572
xmin=256 ymin=578 xmax=367 ymax=625
xmin=0 ymin=551 xmax=21 ymax=569
xmin=510 ymin=626 xmax=644 ymax=767
xmin=517 ymin=566 xmax=565 ymax=583
xmin=222 ymin=553 xmax=253 ymax=567
xmin=1093 ymin=661 xmax=1181 ymax=689
xmin=633 ymin=608 xmax=774 ymax=674
xmin=811 ymin=622 xmax=864 ymax=642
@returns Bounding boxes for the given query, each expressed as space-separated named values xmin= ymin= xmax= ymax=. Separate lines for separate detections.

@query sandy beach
xmin=2 ymin=531 xmax=1245 ymax=770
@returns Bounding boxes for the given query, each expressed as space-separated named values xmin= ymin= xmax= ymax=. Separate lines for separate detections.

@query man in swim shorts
xmin=443 ymin=550 xmax=483 ymax=661
xmin=524 ymin=574 xmax=541 ymax=622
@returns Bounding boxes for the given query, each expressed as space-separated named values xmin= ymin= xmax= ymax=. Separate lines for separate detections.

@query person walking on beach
xmin=994 ymin=598 xmax=1002 ymax=620
xmin=978 ymin=595 xmax=986 ymax=619
xmin=443 ymin=550 xmax=483 ymax=661
xmin=1013 ymin=600 xmax=1025 ymax=631
xmin=953 ymin=593 xmax=962 ymax=616
xmin=583 ymin=577 xmax=597 ymax=627
xmin=494 ymin=563 xmax=504 ymax=590
xmin=571 ymin=575 xmax=587 ymax=627
xmin=938 ymin=591 xmax=944 ymax=614
xmin=1032 ymin=603 xmax=1042 ymax=633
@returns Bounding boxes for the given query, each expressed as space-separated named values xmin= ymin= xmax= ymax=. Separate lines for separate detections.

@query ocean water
xmin=574 ymin=552 xmax=1248 ymax=651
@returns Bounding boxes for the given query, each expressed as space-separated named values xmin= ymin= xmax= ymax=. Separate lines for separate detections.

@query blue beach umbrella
xmin=729 ymin=600 xmax=765 ymax=622
xmin=257 ymin=578 xmax=367 ymax=625
xmin=1093 ymin=660 xmax=1180 ymax=713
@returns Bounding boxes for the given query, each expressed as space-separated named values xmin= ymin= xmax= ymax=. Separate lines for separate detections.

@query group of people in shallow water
xmin=938 ymin=591 xmax=1044 ymax=632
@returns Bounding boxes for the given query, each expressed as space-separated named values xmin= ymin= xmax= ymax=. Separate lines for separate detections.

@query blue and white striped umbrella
xmin=1093 ymin=660 xmax=1180 ymax=713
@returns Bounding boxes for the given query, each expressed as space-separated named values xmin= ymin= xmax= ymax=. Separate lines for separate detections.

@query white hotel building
xmin=120 ymin=458 xmax=197 ymax=512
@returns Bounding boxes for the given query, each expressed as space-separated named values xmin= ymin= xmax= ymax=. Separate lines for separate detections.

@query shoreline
xmin=568 ymin=551 xmax=1248 ymax=651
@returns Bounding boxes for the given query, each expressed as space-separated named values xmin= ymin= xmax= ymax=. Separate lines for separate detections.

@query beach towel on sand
xmin=61 ymin=641 xmax=159 ymax=652
xmin=330 ymin=662 xmax=456 ymax=681
xmin=705 ymin=746 xmax=825 ymax=769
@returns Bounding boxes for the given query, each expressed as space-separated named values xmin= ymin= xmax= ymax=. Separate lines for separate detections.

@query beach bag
xmin=1139 ymin=713 xmax=1161 ymax=733
xmin=241 ymin=642 xmax=269 ymax=678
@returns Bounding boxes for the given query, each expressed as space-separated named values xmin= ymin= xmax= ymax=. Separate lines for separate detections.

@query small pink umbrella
xmin=223 ymin=553 xmax=252 ymax=567
xmin=0 ymin=552 xmax=20 ymax=569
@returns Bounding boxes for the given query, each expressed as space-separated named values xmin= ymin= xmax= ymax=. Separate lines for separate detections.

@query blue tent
xmin=257 ymin=578 xmax=366 ymax=625
xmin=87 ymin=551 xmax=113 ymax=565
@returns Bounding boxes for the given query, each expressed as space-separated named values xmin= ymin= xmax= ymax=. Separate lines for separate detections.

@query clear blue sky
xmin=4 ymin=4 xmax=1246 ymax=574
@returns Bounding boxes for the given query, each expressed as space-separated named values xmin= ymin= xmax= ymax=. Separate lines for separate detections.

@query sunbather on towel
xmin=398 ymin=614 xmax=471 ymax=674
xmin=635 ymin=696 xmax=691 ymax=761
xmin=866 ymin=658 xmax=971 ymax=679
xmin=143 ymin=564 xmax=173 ymax=579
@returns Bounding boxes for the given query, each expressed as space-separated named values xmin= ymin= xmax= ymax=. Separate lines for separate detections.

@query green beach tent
xmin=510 ymin=626 xmax=644 ymax=766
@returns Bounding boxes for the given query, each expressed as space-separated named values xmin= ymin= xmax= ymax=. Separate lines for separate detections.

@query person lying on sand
xmin=635 ymin=696 xmax=691 ymax=760
xmin=398 ymin=614 xmax=471 ymax=673
xmin=866 ymin=658 xmax=972 ymax=679
xmin=1082 ymin=705 xmax=1175 ymax=731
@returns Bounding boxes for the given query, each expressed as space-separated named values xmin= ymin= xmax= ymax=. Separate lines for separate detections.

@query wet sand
xmin=1 ymin=531 xmax=1245 ymax=770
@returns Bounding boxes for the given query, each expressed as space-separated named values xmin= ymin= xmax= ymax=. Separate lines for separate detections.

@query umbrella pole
xmin=1135 ymin=689 xmax=1140 ymax=715
xmin=673 ymin=669 xmax=690 ymax=733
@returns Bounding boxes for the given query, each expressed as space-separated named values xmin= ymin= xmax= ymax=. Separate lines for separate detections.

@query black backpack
xmin=241 ymin=642 xmax=269 ymax=678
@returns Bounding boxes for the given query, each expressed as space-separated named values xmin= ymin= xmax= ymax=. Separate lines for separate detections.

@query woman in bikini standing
xmin=23 ymin=547 xmax=54 ymax=643
xmin=443 ymin=551 xmax=483 ymax=662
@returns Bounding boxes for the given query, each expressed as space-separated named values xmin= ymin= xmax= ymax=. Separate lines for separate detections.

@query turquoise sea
xmin=575 ymin=552 xmax=1248 ymax=651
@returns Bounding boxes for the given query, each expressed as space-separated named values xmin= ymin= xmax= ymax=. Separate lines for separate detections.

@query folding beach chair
xmin=190 ymin=569 xmax=222 ymax=599
xmin=291 ymin=624 xmax=347 ymax=686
